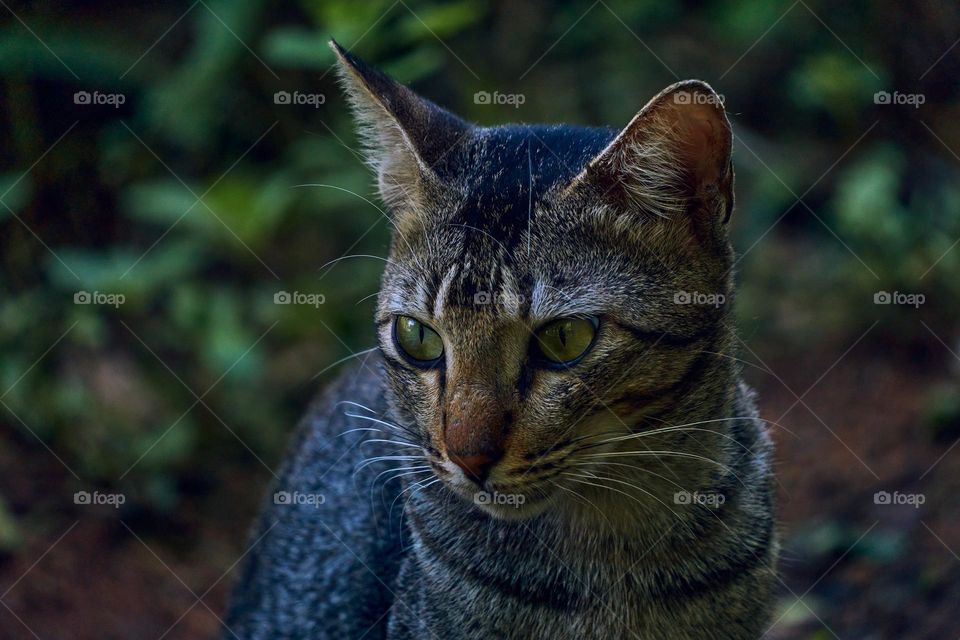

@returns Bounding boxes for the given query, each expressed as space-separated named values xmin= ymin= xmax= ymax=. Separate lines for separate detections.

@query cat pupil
xmin=558 ymin=326 xmax=567 ymax=346
xmin=418 ymin=324 xmax=424 ymax=344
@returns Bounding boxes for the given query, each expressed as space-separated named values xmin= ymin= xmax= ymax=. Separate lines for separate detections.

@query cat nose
xmin=444 ymin=383 xmax=510 ymax=484
xmin=449 ymin=450 xmax=501 ymax=484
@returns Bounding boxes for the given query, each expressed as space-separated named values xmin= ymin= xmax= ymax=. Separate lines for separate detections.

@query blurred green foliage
xmin=1 ymin=0 xmax=958 ymax=511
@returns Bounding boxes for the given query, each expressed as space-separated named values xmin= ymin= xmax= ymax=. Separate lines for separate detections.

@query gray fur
xmin=224 ymin=43 xmax=777 ymax=639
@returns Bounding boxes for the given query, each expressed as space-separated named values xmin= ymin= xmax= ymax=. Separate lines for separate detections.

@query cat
xmin=223 ymin=40 xmax=777 ymax=639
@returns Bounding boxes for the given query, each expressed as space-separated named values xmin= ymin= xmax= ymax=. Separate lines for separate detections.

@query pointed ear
xmin=329 ymin=40 xmax=471 ymax=213
xmin=570 ymin=80 xmax=734 ymax=225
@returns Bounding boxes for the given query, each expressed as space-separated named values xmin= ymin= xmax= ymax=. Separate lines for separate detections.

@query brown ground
xmin=1 ymin=332 xmax=958 ymax=639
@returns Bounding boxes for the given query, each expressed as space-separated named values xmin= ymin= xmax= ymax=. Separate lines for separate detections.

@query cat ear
xmin=329 ymin=40 xmax=471 ymax=214
xmin=569 ymin=80 xmax=734 ymax=225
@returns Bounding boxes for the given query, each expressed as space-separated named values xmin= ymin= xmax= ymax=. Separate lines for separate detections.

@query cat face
xmin=332 ymin=41 xmax=736 ymax=519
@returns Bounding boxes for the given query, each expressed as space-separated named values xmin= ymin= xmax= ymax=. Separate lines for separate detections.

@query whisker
xmin=355 ymin=455 xmax=425 ymax=473
xmin=576 ymin=426 xmax=756 ymax=455
xmin=343 ymin=411 xmax=420 ymax=441
xmin=372 ymin=465 xmax=431 ymax=486
xmin=573 ymin=416 xmax=798 ymax=446
xmin=579 ymin=450 xmax=748 ymax=488
xmin=336 ymin=426 xmax=383 ymax=437
xmin=336 ymin=400 xmax=378 ymax=413
xmin=355 ymin=291 xmax=380 ymax=305
xmin=569 ymin=461 xmax=687 ymax=491
xmin=395 ymin=476 xmax=443 ymax=546
xmin=692 ymin=349 xmax=779 ymax=380
xmin=370 ymin=465 xmax=432 ymax=510
xmin=562 ymin=472 xmax=693 ymax=536
xmin=638 ymin=415 xmax=792 ymax=491
xmin=317 ymin=253 xmax=394 ymax=271
xmin=312 ymin=348 xmax=380 ymax=380
xmin=293 ymin=183 xmax=430 ymax=276
xmin=643 ymin=414 xmax=800 ymax=440
xmin=338 ymin=427 xmax=421 ymax=454
xmin=552 ymin=480 xmax=616 ymax=531
xmin=571 ymin=416 xmax=791 ymax=492
xmin=360 ymin=438 xmax=421 ymax=448
xmin=344 ymin=412 xmax=407 ymax=431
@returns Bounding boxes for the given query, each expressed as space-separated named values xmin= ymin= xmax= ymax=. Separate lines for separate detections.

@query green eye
xmin=534 ymin=317 xmax=598 ymax=366
xmin=394 ymin=316 xmax=444 ymax=364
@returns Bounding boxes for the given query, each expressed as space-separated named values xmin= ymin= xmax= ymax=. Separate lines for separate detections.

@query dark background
xmin=1 ymin=1 xmax=959 ymax=638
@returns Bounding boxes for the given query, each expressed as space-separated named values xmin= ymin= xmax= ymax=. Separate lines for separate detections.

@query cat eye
xmin=533 ymin=317 xmax=599 ymax=367
xmin=393 ymin=316 xmax=444 ymax=366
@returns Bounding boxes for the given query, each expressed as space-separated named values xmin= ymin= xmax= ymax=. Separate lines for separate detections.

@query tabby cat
xmin=224 ymin=40 xmax=777 ymax=639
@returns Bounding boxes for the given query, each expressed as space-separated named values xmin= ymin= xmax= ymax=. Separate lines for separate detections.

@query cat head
xmin=332 ymin=41 xmax=737 ymax=520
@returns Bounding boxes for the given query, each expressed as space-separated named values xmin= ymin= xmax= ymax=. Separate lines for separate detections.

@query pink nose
xmin=449 ymin=450 xmax=501 ymax=483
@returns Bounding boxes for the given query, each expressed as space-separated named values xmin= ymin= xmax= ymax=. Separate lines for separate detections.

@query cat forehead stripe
xmin=433 ymin=263 xmax=459 ymax=319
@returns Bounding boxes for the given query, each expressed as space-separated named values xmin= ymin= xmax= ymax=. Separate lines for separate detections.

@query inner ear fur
xmin=571 ymin=80 xmax=734 ymax=225
xmin=329 ymin=40 xmax=471 ymax=215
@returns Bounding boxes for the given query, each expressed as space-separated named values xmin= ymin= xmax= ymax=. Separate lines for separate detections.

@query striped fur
xmin=224 ymin=43 xmax=777 ymax=639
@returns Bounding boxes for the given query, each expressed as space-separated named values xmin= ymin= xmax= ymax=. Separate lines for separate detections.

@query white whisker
xmin=579 ymin=450 xmax=747 ymax=488
xmin=369 ymin=465 xmax=432 ymax=509
xmin=343 ymin=411 xmax=420 ymax=441
xmin=552 ymin=480 xmax=616 ymax=531
xmin=355 ymin=455 xmax=425 ymax=473
xmin=293 ymin=183 xmax=429 ymax=276
xmin=313 ymin=348 xmax=380 ymax=380
xmin=569 ymin=460 xmax=687 ymax=491
xmin=562 ymin=472 xmax=693 ymax=536
xmin=336 ymin=427 xmax=383 ymax=437
xmin=360 ymin=438 xmax=420 ymax=448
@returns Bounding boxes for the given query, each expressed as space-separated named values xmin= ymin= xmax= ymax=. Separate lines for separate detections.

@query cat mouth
xmin=426 ymin=451 xmax=562 ymax=518
xmin=442 ymin=472 xmax=558 ymax=519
